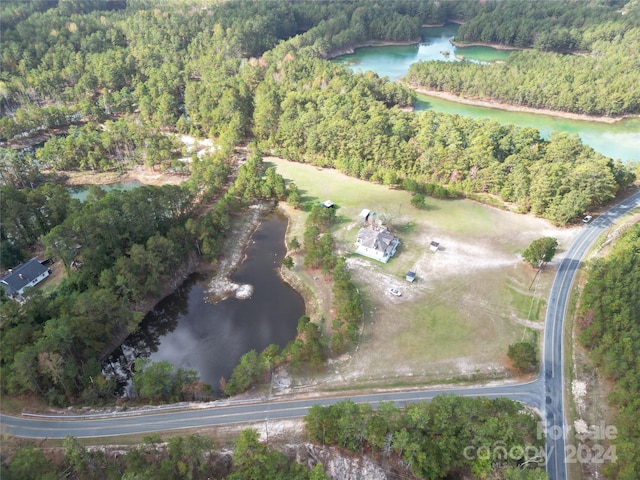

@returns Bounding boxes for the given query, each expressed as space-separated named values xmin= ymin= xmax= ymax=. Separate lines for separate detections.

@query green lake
xmin=333 ymin=25 xmax=640 ymax=162
xmin=68 ymin=179 xmax=143 ymax=201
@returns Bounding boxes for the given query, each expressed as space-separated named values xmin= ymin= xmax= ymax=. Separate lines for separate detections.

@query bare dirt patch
xmin=570 ymin=340 xmax=618 ymax=480
xmin=61 ymin=165 xmax=189 ymax=187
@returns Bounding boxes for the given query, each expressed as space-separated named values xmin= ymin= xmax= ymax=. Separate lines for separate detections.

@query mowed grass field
xmin=268 ymin=158 xmax=577 ymax=386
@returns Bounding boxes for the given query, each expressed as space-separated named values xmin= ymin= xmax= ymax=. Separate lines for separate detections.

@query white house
xmin=355 ymin=225 xmax=399 ymax=263
xmin=1 ymin=258 xmax=51 ymax=300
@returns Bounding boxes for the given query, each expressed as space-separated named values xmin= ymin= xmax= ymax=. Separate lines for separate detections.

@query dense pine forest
xmin=0 ymin=1 xmax=637 ymax=478
xmin=1 ymin=0 xmax=636 ymax=233
xmin=407 ymin=0 xmax=640 ymax=116
xmin=578 ymin=224 xmax=640 ymax=480
xmin=1 ymin=429 xmax=333 ymax=479
xmin=305 ymin=397 xmax=546 ymax=479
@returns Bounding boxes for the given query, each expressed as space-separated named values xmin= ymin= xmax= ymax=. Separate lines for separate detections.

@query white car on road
xmin=389 ymin=288 xmax=402 ymax=297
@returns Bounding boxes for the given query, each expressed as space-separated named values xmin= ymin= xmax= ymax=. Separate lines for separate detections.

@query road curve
xmin=2 ymin=191 xmax=639 ymax=479
xmin=542 ymin=189 xmax=640 ymax=480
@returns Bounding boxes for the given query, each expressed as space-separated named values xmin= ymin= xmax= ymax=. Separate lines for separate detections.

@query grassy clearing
xmin=354 ymin=271 xmax=527 ymax=378
xmin=271 ymin=159 xmax=508 ymax=237
xmin=501 ymin=284 xmax=547 ymax=323
xmin=39 ymin=261 xmax=66 ymax=293
xmin=269 ymin=158 xmax=575 ymax=386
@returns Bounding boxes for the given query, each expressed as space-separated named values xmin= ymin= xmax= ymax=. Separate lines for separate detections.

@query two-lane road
xmin=543 ymin=189 xmax=640 ymax=480
xmin=2 ymin=382 xmax=544 ymax=439
xmin=2 ymin=190 xmax=639 ymax=479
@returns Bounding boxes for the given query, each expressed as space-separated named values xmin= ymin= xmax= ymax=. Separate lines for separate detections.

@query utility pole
xmin=529 ymin=263 xmax=543 ymax=290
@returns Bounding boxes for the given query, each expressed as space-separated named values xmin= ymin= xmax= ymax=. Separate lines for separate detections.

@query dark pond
xmin=104 ymin=210 xmax=305 ymax=394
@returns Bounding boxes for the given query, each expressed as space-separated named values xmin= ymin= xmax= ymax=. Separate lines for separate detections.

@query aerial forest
xmin=3 ymin=0 xmax=633 ymax=478
xmin=1 ymin=0 xmax=636 ymax=231
xmin=407 ymin=0 xmax=640 ymax=116
xmin=578 ymin=224 xmax=640 ymax=479
xmin=0 ymin=0 xmax=637 ymax=423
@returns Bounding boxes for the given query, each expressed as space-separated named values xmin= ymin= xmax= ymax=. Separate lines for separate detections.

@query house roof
xmin=357 ymin=227 xmax=398 ymax=255
xmin=0 ymin=258 xmax=48 ymax=296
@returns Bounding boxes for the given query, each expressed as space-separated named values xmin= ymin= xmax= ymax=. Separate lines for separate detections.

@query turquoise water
xmin=334 ymin=26 xmax=510 ymax=81
xmin=333 ymin=25 xmax=640 ymax=162
xmin=68 ymin=179 xmax=143 ymax=201
xmin=416 ymin=95 xmax=640 ymax=163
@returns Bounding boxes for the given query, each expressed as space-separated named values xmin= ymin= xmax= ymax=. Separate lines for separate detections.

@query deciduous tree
xmin=522 ymin=237 xmax=558 ymax=268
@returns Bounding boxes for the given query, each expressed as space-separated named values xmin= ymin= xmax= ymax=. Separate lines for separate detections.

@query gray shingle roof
xmin=356 ymin=227 xmax=399 ymax=255
xmin=0 ymin=258 xmax=49 ymax=296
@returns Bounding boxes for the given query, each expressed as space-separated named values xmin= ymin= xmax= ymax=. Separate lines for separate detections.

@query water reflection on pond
xmin=104 ymin=210 xmax=305 ymax=394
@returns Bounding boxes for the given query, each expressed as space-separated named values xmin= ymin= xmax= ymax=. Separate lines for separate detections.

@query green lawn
xmin=269 ymin=157 xmax=564 ymax=384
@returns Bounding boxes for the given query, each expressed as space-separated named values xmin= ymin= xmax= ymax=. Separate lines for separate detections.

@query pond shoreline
xmin=449 ymin=39 xmax=525 ymax=51
xmin=407 ymin=83 xmax=635 ymax=124
xmin=99 ymin=255 xmax=215 ymax=362
xmin=205 ymin=201 xmax=276 ymax=303
xmin=325 ymin=37 xmax=421 ymax=59
xmin=58 ymin=168 xmax=291 ymax=364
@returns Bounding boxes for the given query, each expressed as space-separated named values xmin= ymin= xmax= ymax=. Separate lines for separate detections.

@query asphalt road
xmin=1 ymin=381 xmax=544 ymax=439
xmin=542 ymin=189 xmax=640 ymax=480
xmin=2 ymin=190 xmax=639 ymax=479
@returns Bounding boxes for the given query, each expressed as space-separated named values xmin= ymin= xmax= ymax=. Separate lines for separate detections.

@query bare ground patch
xmin=60 ymin=165 xmax=189 ymax=187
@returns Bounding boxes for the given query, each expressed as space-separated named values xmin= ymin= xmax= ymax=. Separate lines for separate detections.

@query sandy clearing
xmin=61 ymin=165 xmax=189 ymax=187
